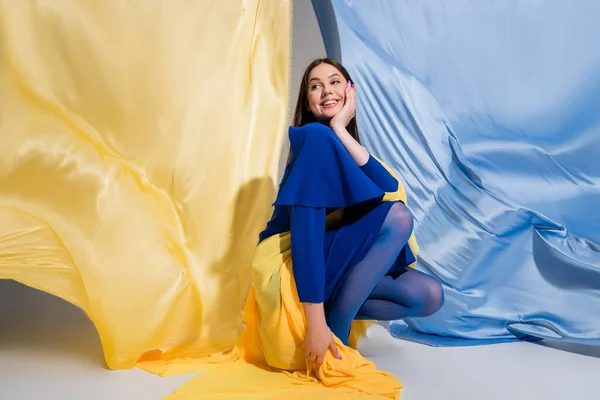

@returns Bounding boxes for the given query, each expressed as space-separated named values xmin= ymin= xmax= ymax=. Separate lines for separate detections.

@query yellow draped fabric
xmin=0 ymin=0 xmax=291 ymax=369
xmin=136 ymin=162 xmax=418 ymax=399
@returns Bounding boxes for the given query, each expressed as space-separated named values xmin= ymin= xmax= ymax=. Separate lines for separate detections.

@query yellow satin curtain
xmin=0 ymin=0 xmax=291 ymax=370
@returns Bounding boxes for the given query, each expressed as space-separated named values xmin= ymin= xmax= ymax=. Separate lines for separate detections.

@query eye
xmin=310 ymin=84 xmax=321 ymax=90
xmin=331 ymin=80 xmax=341 ymax=85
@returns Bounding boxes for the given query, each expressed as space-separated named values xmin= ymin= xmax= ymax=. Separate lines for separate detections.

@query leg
xmin=356 ymin=269 xmax=444 ymax=320
xmin=325 ymin=202 xmax=413 ymax=345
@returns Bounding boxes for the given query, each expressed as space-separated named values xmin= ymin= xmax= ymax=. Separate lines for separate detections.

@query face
xmin=306 ymin=63 xmax=348 ymax=123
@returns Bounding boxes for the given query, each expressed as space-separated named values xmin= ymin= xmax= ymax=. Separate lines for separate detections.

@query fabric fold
xmin=0 ymin=0 xmax=291 ymax=369
xmin=137 ymin=158 xmax=414 ymax=399
xmin=274 ymin=123 xmax=385 ymax=208
xmin=314 ymin=0 xmax=600 ymax=346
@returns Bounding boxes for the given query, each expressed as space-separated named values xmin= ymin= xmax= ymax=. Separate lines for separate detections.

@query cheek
xmin=307 ymin=93 xmax=320 ymax=111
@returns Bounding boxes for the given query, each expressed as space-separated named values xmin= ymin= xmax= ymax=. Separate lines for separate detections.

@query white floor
xmin=1 ymin=281 xmax=599 ymax=400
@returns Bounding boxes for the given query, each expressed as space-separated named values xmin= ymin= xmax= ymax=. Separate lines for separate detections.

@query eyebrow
xmin=309 ymin=73 xmax=342 ymax=83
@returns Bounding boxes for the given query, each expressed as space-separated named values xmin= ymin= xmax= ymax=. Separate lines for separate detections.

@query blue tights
xmin=325 ymin=202 xmax=444 ymax=345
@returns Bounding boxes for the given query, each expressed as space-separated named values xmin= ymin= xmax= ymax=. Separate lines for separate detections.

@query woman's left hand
xmin=330 ymin=81 xmax=356 ymax=131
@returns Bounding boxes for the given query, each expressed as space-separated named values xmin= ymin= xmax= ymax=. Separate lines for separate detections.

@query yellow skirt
xmin=138 ymin=159 xmax=416 ymax=399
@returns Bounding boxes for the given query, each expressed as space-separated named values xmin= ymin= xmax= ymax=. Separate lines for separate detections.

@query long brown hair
xmin=292 ymin=58 xmax=360 ymax=144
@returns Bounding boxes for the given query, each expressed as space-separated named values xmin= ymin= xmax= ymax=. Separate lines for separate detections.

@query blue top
xmin=258 ymin=122 xmax=401 ymax=303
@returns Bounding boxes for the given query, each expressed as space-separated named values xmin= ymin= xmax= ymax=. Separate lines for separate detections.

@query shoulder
xmin=274 ymin=123 xmax=385 ymax=207
xmin=288 ymin=122 xmax=337 ymax=143
xmin=288 ymin=123 xmax=341 ymax=156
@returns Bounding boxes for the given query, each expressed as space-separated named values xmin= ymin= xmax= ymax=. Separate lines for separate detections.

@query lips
xmin=321 ymin=99 xmax=340 ymax=108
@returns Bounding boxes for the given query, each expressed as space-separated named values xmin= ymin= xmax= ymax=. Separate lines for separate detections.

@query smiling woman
xmin=254 ymin=57 xmax=445 ymax=378
xmin=293 ymin=59 xmax=360 ymax=146
xmin=307 ymin=64 xmax=347 ymax=120
xmin=139 ymin=58 xmax=433 ymax=400
xmin=139 ymin=101 xmax=426 ymax=397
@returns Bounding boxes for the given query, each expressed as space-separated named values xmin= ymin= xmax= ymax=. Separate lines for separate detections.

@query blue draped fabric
xmin=313 ymin=0 xmax=600 ymax=346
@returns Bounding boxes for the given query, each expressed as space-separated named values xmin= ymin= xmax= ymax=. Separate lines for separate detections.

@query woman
xmin=138 ymin=59 xmax=444 ymax=399
xmin=257 ymin=58 xmax=444 ymax=371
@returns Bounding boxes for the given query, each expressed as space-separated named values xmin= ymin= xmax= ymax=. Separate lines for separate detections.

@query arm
xmin=330 ymin=82 xmax=398 ymax=192
xmin=330 ymin=124 xmax=370 ymax=166
xmin=290 ymin=205 xmax=326 ymax=305
xmin=290 ymin=205 xmax=341 ymax=367
xmin=330 ymin=82 xmax=369 ymax=166
xmin=359 ymin=155 xmax=399 ymax=192
xmin=331 ymin=125 xmax=398 ymax=192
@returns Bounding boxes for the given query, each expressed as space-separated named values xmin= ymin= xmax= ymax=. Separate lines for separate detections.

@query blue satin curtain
xmin=314 ymin=0 xmax=600 ymax=346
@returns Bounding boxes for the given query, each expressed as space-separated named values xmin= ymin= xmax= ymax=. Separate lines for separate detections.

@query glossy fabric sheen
xmin=315 ymin=0 xmax=600 ymax=346
xmin=141 ymin=231 xmax=402 ymax=399
xmin=137 ymin=158 xmax=412 ymax=399
xmin=0 ymin=0 xmax=291 ymax=370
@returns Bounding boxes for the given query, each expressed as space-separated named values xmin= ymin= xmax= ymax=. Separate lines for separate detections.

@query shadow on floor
xmin=536 ymin=339 xmax=600 ymax=359
xmin=0 ymin=280 xmax=106 ymax=368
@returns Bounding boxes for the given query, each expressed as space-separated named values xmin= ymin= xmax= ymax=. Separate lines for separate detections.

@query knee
xmin=382 ymin=202 xmax=414 ymax=239
xmin=418 ymin=279 xmax=444 ymax=317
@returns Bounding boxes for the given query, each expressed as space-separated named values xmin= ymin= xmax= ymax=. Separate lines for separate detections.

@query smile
xmin=322 ymin=100 xmax=339 ymax=108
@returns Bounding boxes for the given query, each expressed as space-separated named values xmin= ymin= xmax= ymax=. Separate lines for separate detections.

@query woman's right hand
xmin=329 ymin=81 xmax=356 ymax=132
xmin=303 ymin=322 xmax=342 ymax=370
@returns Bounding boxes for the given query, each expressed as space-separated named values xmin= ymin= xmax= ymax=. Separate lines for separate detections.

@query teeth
xmin=323 ymin=101 xmax=336 ymax=106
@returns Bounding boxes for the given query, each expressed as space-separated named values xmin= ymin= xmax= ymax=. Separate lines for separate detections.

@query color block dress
xmin=258 ymin=122 xmax=416 ymax=309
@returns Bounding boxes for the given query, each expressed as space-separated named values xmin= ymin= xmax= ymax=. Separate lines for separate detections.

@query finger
xmin=348 ymin=91 xmax=356 ymax=116
xmin=329 ymin=340 xmax=342 ymax=360
xmin=314 ymin=355 xmax=324 ymax=369
xmin=346 ymin=84 xmax=354 ymax=102
xmin=311 ymin=354 xmax=319 ymax=369
xmin=305 ymin=353 xmax=314 ymax=368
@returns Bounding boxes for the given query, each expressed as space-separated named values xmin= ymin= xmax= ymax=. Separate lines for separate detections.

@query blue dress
xmin=258 ymin=122 xmax=415 ymax=310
